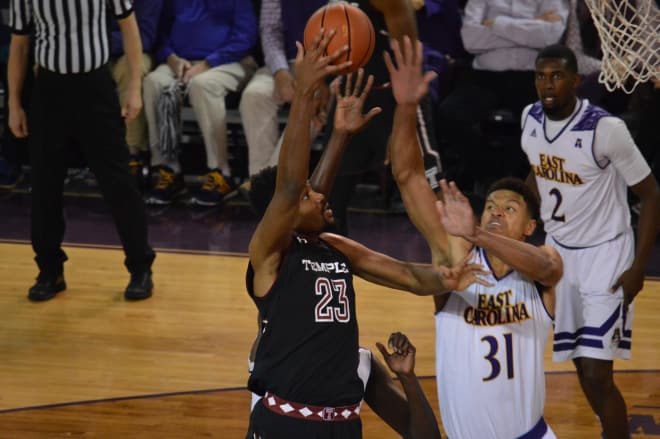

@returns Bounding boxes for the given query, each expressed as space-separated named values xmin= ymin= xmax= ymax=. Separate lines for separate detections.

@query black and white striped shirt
xmin=9 ymin=0 xmax=134 ymax=74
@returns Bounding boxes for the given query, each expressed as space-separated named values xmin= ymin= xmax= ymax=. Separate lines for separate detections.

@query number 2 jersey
xmin=247 ymin=235 xmax=363 ymax=407
xmin=435 ymin=247 xmax=553 ymax=438
xmin=521 ymin=99 xmax=650 ymax=247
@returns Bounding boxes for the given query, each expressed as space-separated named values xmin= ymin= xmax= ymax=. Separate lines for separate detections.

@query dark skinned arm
xmin=613 ymin=174 xmax=660 ymax=305
xmin=366 ymin=333 xmax=442 ymax=439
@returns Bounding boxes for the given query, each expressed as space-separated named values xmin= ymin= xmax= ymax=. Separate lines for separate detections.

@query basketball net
xmin=583 ymin=0 xmax=659 ymax=93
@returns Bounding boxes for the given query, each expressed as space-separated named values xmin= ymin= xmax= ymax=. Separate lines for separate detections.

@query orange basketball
xmin=303 ymin=2 xmax=375 ymax=74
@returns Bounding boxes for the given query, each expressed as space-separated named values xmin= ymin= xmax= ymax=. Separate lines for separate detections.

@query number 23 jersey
xmin=435 ymin=248 xmax=553 ymax=439
xmin=247 ymin=235 xmax=363 ymax=407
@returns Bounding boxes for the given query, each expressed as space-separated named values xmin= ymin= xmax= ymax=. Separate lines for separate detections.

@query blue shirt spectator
xmin=157 ymin=0 xmax=257 ymax=68
xmin=418 ymin=0 xmax=466 ymax=61
xmin=110 ymin=0 xmax=163 ymax=57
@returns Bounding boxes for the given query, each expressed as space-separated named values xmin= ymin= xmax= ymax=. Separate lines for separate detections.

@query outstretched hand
xmin=294 ymin=29 xmax=351 ymax=96
xmin=383 ymin=36 xmax=437 ymax=105
xmin=376 ymin=332 xmax=416 ymax=377
xmin=332 ymin=68 xmax=382 ymax=135
xmin=436 ymin=179 xmax=478 ymax=240
xmin=437 ymin=250 xmax=493 ymax=291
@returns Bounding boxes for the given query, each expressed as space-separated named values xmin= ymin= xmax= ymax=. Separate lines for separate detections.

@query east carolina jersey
xmin=521 ymin=99 xmax=630 ymax=247
xmin=247 ymin=235 xmax=363 ymax=407
xmin=435 ymin=248 xmax=553 ymax=439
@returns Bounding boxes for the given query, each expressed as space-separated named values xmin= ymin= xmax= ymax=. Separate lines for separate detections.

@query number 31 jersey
xmin=521 ymin=99 xmax=630 ymax=247
xmin=247 ymin=235 xmax=363 ymax=407
xmin=435 ymin=248 xmax=553 ymax=439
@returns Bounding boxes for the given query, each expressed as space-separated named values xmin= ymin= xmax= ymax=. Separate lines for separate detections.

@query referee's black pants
xmin=28 ymin=65 xmax=155 ymax=278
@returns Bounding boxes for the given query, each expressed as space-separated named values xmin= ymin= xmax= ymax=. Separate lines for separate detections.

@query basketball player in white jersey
xmin=385 ymin=36 xmax=564 ymax=438
xmin=521 ymin=45 xmax=660 ymax=438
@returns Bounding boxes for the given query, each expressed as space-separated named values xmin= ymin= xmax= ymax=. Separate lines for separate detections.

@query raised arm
xmin=366 ymin=333 xmax=442 ymax=439
xmin=310 ymin=69 xmax=382 ymax=195
xmin=369 ymin=0 xmax=418 ymax=43
xmin=385 ymin=37 xmax=470 ymax=267
xmin=437 ymin=180 xmax=563 ymax=288
xmin=248 ymin=30 xmax=350 ymax=296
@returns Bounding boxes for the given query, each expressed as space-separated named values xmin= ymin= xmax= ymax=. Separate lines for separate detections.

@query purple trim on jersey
xmin=551 ymin=232 xmax=623 ymax=250
xmin=542 ymin=99 xmax=583 ymax=144
xmin=571 ymin=103 xmax=611 ymax=131
xmin=571 ymin=102 xmax=612 ymax=169
xmin=516 ymin=417 xmax=549 ymax=439
xmin=554 ymin=305 xmax=620 ymax=340
xmin=554 ymin=337 xmax=604 ymax=351
xmin=590 ymin=126 xmax=611 ymax=170
xmin=619 ymin=341 xmax=631 ymax=349
xmin=480 ymin=247 xmax=513 ymax=281
xmin=622 ymin=305 xmax=631 ymax=338
xmin=528 ymin=102 xmax=544 ymax=124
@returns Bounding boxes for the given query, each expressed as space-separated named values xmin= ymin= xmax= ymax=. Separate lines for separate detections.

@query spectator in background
xmin=109 ymin=0 xmax=164 ymax=186
xmin=414 ymin=0 xmax=468 ymax=105
xmin=564 ymin=0 xmax=629 ymax=114
xmin=436 ymin=0 xmax=568 ymax=191
xmin=144 ymin=0 xmax=257 ymax=206
xmin=0 ymin=0 xmax=31 ymax=188
xmin=239 ymin=0 xmax=327 ymax=181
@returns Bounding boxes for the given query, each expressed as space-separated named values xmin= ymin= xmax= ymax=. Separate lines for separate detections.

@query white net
xmin=583 ymin=0 xmax=660 ymax=93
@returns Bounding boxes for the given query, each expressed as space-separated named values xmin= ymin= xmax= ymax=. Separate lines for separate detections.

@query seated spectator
xmin=414 ymin=0 xmax=469 ymax=104
xmin=239 ymin=0 xmax=326 ymax=180
xmin=109 ymin=0 xmax=164 ymax=186
xmin=144 ymin=0 xmax=257 ymax=206
xmin=436 ymin=0 xmax=568 ymax=191
xmin=0 ymin=0 xmax=31 ymax=188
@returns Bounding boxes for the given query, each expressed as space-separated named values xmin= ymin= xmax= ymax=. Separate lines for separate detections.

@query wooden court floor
xmin=0 ymin=242 xmax=659 ymax=438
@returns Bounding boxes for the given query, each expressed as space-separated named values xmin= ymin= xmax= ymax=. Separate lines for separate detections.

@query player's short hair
xmin=248 ymin=166 xmax=278 ymax=219
xmin=536 ymin=44 xmax=578 ymax=74
xmin=486 ymin=177 xmax=541 ymax=222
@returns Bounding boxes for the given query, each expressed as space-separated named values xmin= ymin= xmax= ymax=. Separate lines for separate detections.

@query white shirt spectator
xmin=461 ymin=0 xmax=569 ymax=71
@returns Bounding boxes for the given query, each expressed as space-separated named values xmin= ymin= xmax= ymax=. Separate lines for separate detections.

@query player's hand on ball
xmin=332 ymin=68 xmax=382 ymax=135
xmin=376 ymin=332 xmax=416 ymax=376
xmin=294 ymin=29 xmax=351 ymax=96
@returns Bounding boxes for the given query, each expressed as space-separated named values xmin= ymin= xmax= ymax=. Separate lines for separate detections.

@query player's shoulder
xmin=521 ymin=101 xmax=543 ymax=127
xmin=571 ymin=99 xmax=620 ymax=132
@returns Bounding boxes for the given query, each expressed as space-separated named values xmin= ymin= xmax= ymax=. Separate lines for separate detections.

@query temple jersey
xmin=247 ymin=235 xmax=363 ymax=406
xmin=521 ymin=99 xmax=630 ymax=247
xmin=435 ymin=248 xmax=553 ymax=438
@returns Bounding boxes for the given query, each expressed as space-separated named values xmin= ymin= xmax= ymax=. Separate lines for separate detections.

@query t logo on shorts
xmin=322 ymin=407 xmax=335 ymax=421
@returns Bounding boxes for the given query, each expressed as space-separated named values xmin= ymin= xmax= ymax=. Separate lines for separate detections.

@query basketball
xmin=303 ymin=2 xmax=375 ymax=74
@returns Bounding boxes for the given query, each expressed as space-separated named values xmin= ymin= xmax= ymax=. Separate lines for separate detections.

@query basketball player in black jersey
xmin=246 ymin=30 xmax=489 ymax=439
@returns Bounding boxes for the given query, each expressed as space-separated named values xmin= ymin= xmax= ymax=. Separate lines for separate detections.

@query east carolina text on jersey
xmin=531 ymin=153 xmax=584 ymax=186
xmin=436 ymin=248 xmax=553 ymax=439
xmin=464 ymin=290 xmax=531 ymax=326
xmin=521 ymin=99 xmax=631 ymax=247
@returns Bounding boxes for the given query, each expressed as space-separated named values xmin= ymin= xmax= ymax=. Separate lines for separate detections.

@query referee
xmin=8 ymin=0 xmax=156 ymax=301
